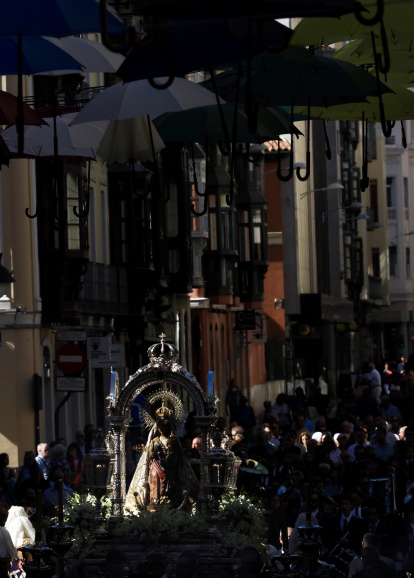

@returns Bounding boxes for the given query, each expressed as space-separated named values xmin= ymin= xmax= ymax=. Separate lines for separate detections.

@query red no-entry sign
xmin=55 ymin=343 xmax=87 ymax=375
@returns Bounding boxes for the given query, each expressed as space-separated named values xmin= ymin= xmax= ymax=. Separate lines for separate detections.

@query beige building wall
xmin=0 ymin=150 xmax=43 ymax=466
xmin=295 ymin=124 xmax=318 ymax=295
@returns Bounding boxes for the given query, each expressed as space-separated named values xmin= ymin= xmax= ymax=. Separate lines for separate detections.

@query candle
xmin=110 ymin=371 xmax=117 ymax=398
xmin=57 ymin=479 xmax=64 ymax=524
xmin=207 ymin=371 xmax=214 ymax=397
xmin=36 ymin=489 xmax=42 ymax=538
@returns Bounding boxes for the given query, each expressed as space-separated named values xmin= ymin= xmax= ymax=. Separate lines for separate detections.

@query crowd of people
xmin=0 ymin=425 xmax=97 ymax=577
xmin=201 ymin=359 xmax=414 ymax=576
xmin=3 ymin=357 xmax=414 ymax=576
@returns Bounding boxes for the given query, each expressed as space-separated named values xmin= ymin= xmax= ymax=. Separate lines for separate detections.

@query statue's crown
xmin=156 ymin=402 xmax=173 ymax=420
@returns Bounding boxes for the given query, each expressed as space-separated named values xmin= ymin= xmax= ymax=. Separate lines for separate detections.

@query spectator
xmin=382 ymin=362 xmax=393 ymax=394
xmin=232 ymin=396 xmax=256 ymax=440
xmin=15 ymin=451 xmax=41 ymax=501
xmin=380 ymin=395 xmax=402 ymax=421
xmin=35 ymin=443 xmax=50 ymax=481
xmin=216 ymin=417 xmax=228 ymax=436
xmin=269 ymin=423 xmax=281 ymax=448
xmin=368 ymin=362 xmax=382 ymax=409
xmin=66 ymin=443 xmax=83 ymax=487
xmin=402 ymin=363 xmax=414 ymax=394
xmin=293 ymin=410 xmax=315 ymax=435
xmin=224 ymin=379 xmax=243 ymax=423
xmin=42 ymin=467 xmax=74 ymax=519
xmin=296 ymin=429 xmax=311 ymax=453
xmin=0 ymin=504 xmax=17 ymax=560
xmin=272 ymin=394 xmax=291 ymax=427
xmin=262 ymin=424 xmax=279 ymax=454
xmin=371 ymin=426 xmax=395 ymax=462
xmin=257 ymin=401 xmax=279 ymax=428
xmin=74 ymin=431 xmax=87 ymax=456
xmin=83 ymin=423 xmax=96 ymax=454
xmin=348 ymin=427 xmax=370 ymax=460
xmin=389 ymin=414 xmax=402 ymax=437
xmin=397 ymin=356 xmax=407 ymax=375
xmin=0 ymin=453 xmax=16 ymax=506
xmin=49 ymin=444 xmax=71 ymax=482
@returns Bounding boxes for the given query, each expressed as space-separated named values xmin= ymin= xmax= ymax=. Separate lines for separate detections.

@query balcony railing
xmin=387 ymin=207 xmax=397 ymax=221
xmin=79 ymin=262 xmax=129 ymax=316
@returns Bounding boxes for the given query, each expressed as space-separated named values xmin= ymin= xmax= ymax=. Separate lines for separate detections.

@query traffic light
xmin=399 ymin=335 xmax=405 ymax=349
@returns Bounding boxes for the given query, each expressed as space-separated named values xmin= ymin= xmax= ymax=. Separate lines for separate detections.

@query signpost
xmin=56 ymin=377 xmax=86 ymax=392
xmin=55 ymin=343 xmax=87 ymax=376
xmin=235 ymin=309 xmax=256 ymax=330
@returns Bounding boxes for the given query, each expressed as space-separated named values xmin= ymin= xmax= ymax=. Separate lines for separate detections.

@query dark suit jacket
xmin=324 ymin=514 xmax=364 ymax=556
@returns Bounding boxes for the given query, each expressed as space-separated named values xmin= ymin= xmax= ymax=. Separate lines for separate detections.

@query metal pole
xmin=54 ymin=392 xmax=72 ymax=441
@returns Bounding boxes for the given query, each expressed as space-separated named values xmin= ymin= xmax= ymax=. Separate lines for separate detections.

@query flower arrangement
xmin=61 ymin=490 xmax=266 ymax=559
xmin=61 ymin=492 xmax=112 ymax=560
xmin=216 ymin=491 xmax=267 ymax=555
xmin=112 ymin=506 xmax=209 ymax=545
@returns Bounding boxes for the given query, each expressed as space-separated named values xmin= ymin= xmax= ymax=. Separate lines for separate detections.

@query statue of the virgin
xmin=124 ymin=399 xmax=200 ymax=513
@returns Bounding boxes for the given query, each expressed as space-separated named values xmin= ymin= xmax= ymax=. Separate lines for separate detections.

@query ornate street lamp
xmin=83 ymin=429 xmax=113 ymax=525
xmin=200 ymin=427 xmax=241 ymax=519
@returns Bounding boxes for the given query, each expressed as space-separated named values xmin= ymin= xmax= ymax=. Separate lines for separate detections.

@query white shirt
xmin=340 ymin=514 xmax=352 ymax=532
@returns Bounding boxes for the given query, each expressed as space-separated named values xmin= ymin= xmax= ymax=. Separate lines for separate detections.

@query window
xmin=67 ymin=173 xmax=81 ymax=250
xmin=367 ymin=123 xmax=377 ymax=160
xmin=389 ymin=246 xmax=397 ymax=277
xmin=407 ymin=247 xmax=411 ymax=278
xmin=372 ymin=248 xmax=380 ymax=278
xmin=343 ymin=233 xmax=353 ymax=282
xmin=387 ymin=177 xmax=395 ymax=207
xmin=64 ymin=161 xmax=89 ymax=256
xmin=369 ymin=179 xmax=379 ymax=223
xmin=238 ymin=209 xmax=250 ymax=261
xmin=108 ymin=170 xmax=153 ymax=268
xmin=404 ymin=177 xmax=409 ymax=212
